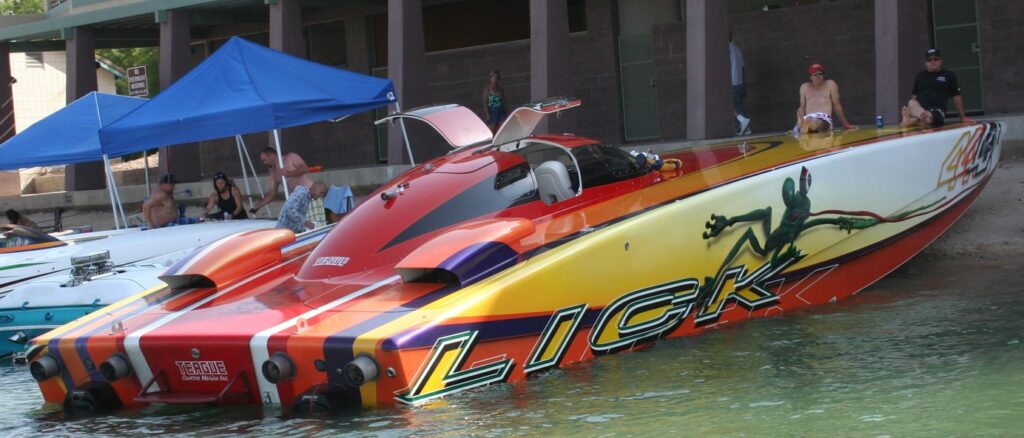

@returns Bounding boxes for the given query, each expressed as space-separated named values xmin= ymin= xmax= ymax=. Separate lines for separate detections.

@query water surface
xmin=2 ymin=255 xmax=1022 ymax=436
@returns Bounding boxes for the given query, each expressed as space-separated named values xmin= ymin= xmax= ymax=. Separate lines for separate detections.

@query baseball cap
xmin=213 ymin=171 xmax=228 ymax=181
xmin=925 ymin=48 xmax=941 ymax=58
xmin=159 ymin=174 xmax=178 ymax=184
xmin=807 ymin=63 xmax=824 ymax=75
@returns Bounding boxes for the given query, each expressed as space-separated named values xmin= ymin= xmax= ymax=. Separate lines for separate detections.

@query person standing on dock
xmin=249 ymin=147 xmax=314 ymax=216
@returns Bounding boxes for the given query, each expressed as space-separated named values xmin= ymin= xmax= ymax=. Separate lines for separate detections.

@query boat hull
xmin=30 ymin=122 xmax=1002 ymax=412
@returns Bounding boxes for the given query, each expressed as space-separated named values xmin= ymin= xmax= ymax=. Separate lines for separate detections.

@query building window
xmin=370 ymin=0 xmax=586 ymax=66
xmin=307 ymin=20 xmax=347 ymax=67
xmin=25 ymin=52 xmax=43 ymax=69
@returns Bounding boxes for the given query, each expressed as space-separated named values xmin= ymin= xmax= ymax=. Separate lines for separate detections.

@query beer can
xmin=875 ymin=115 xmax=884 ymax=129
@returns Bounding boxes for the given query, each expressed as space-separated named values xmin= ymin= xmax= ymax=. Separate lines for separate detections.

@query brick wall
xmin=729 ymin=0 xmax=877 ymax=133
xmin=978 ymin=0 xmax=1024 ymax=115
xmin=417 ymin=0 xmax=622 ymax=144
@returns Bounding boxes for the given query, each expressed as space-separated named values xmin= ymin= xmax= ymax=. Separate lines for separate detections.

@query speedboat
xmin=27 ymin=98 xmax=1002 ymax=414
xmin=0 ymin=224 xmax=330 ymax=360
xmin=0 ymin=221 xmax=275 ymax=291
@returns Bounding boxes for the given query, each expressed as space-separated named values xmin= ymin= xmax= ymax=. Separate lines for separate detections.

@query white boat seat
xmin=535 ymin=160 xmax=575 ymax=204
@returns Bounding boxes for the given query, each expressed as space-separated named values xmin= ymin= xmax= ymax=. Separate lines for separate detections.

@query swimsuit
xmin=210 ymin=190 xmax=248 ymax=220
xmin=487 ymin=89 xmax=507 ymax=125
xmin=794 ymin=112 xmax=833 ymax=134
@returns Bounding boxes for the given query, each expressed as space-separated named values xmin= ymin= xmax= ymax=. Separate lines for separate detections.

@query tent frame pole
xmin=394 ymin=102 xmax=415 ymax=165
xmin=143 ymin=149 xmax=151 ymax=196
xmin=272 ymin=129 xmax=289 ymax=200
xmin=237 ymin=135 xmax=272 ymax=217
xmin=102 ymin=154 xmax=122 ymax=229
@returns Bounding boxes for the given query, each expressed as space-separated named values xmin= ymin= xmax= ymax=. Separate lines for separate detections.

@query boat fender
xmin=99 ymin=353 xmax=132 ymax=381
xmin=160 ymin=228 xmax=296 ymax=290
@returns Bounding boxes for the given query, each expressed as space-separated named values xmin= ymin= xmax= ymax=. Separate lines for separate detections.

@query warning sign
xmin=128 ymin=65 xmax=148 ymax=97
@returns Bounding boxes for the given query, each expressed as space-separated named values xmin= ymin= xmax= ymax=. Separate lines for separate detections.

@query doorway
xmin=931 ymin=0 xmax=984 ymax=113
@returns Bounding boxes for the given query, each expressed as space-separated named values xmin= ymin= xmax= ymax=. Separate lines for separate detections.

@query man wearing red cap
xmin=795 ymin=63 xmax=854 ymax=134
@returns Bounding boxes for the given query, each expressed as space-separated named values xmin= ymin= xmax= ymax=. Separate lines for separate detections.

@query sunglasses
xmin=927 ymin=57 xmax=942 ymax=62
xmin=811 ymin=72 xmax=824 ymax=76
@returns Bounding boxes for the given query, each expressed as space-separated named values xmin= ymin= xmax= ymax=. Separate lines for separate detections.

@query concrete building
xmin=0 ymin=0 xmax=1020 ymax=192
xmin=9 ymin=51 xmax=120 ymax=132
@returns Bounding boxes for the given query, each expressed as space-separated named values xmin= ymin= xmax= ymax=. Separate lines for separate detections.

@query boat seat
xmin=535 ymin=160 xmax=574 ymax=204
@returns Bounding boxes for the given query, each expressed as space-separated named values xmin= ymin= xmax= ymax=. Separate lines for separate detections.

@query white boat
xmin=0 ymin=220 xmax=275 ymax=291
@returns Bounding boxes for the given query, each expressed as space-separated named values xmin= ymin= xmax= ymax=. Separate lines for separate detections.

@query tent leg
xmin=105 ymin=155 xmax=128 ymax=228
xmin=143 ymin=149 xmax=151 ymax=197
xmin=102 ymin=155 xmax=121 ymax=230
xmin=394 ymin=102 xmax=415 ymax=165
xmin=272 ymin=129 xmax=290 ymax=200
xmin=238 ymin=135 xmax=273 ymax=217
xmin=235 ymin=136 xmax=255 ymax=209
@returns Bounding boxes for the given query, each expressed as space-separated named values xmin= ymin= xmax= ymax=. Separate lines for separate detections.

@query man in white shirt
xmin=730 ymin=33 xmax=751 ymax=135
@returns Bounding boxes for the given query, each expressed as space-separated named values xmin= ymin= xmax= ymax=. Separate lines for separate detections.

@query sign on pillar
xmin=128 ymin=66 xmax=149 ymax=97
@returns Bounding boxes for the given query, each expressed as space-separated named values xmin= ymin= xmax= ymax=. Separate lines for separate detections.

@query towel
xmin=323 ymin=185 xmax=354 ymax=214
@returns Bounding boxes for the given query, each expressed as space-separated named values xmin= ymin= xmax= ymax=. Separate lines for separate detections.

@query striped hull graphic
xmin=29 ymin=122 xmax=1002 ymax=412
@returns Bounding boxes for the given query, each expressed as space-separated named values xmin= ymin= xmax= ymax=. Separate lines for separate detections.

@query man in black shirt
xmin=901 ymin=48 xmax=975 ymax=128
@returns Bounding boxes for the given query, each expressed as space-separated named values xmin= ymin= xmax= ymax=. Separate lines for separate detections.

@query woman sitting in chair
xmin=203 ymin=171 xmax=248 ymax=220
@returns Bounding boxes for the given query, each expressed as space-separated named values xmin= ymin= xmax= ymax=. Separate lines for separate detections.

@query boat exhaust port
xmin=261 ymin=352 xmax=296 ymax=384
xmin=29 ymin=354 xmax=61 ymax=382
xmin=99 ymin=353 xmax=132 ymax=381
xmin=342 ymin=355 xmax=379 ymax=387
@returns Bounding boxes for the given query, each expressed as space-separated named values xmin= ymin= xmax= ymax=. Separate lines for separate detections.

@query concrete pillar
xmin=270 ymin=0 xmax=307 ymax=58
xmin=387 ymin=0 xmax=428 ymax=165
xmin=157 ymin=10 xmax=200 ymax=183
xmin=65 ymin=27 xmax=105 ymax=191
xmin=685 ymin=0 xmax=732 ymax=140
xmin=0 ymin=43 xmax=15 ymax=144
xmin=530 ymin=0 xmax=572 ymax=134
xmin=875 ymin=0 xmax=925 ymax=123
xmin=343 ymin=9 xmax=370 ymax=74
xmin=269 ymin=0 xmax=313 ymax=165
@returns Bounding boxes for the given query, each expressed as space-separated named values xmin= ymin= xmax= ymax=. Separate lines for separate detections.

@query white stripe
xmin=249 ymin=274 xmax=400 ymax=405
xmin=2 ymin=324 xmax=61 ymax=331
xmin=124 ymin=256 xmax=306 ymax=393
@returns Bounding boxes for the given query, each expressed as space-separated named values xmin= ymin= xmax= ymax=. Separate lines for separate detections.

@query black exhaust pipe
xmin=99 ymin=353 xmax=133 ymax=381
xmin=342 ymin=355 xmax=379 ymax=387
xmin=261 ymin=352 xmax=296 ymax=384
xmin=29 ymin=354 xmax=61 ymax=382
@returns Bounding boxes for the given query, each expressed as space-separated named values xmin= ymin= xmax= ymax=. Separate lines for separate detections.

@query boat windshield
xmin=0 ymin=224 xmax=61 ymax=251
xmin=570 ymin=144 xmax=647 ymax=189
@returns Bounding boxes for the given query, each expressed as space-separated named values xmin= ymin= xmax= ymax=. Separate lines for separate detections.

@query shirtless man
xmin=143 ymin=174 xmax=179 ymax=228
xmin=901 ymin=48 xmax=976 ymax=128
xmin=795 ymin=64 xmax=854 ymax=134
xmin=249 ymin=147 xmax=314 ymax=215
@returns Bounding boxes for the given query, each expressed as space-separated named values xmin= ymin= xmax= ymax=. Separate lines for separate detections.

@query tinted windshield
xmin=571 ymin=144 xmax=646 ymax=188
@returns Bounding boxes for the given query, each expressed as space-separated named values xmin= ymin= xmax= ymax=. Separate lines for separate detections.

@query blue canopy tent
xmin=0 ymin=92 xmax=148 ymax=228
xmin=99 ymin=36 xmax=401 ymax=199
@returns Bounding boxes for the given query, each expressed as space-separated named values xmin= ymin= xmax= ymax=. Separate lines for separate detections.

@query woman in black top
xmin=203 ymin=171 xmax=248 ymax=220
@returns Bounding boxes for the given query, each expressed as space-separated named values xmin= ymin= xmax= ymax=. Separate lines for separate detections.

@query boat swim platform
xmin=4 ymin=112 xmax=1024 ymax=216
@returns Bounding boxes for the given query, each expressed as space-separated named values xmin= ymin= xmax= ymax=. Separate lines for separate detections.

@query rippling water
xmin=2 ymin=255 xmax=1022 ymax=436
